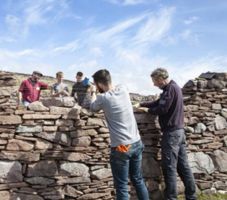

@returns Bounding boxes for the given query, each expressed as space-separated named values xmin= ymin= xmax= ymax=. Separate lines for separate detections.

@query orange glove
xmin=116 ymin=144 xmax=131 ymax=152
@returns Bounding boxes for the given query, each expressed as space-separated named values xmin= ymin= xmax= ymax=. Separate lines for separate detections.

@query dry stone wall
xmin=183 ymin=72 xmax=227 ymax=194
xmin=0 ymin=71 xmax=162 ymax=200
xmin=0 ymin=71 xmax=226 ymax=199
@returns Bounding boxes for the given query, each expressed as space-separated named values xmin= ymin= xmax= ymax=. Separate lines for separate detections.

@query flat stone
xmin=27 ymin=161 xmax=58 ymax=177
xmin=188 ymin=152 xmax=215 ymax=174
xmin=91 ymin=168 xmax=112 ymax=180
xmin=25 ymin=177 xmax=55 ymax=185
xmin=6 ymin=139 xmax=34 ymax=151
xmin=63 ymin=152 xmax=91 ymax=161
xmin=28 ymin=101 xmax=49 ymax=111
xmin=56 ymin=119 xmax=74 ymax=126
xmin=60 ymin=162 xmax=89 ymax=177
xmin=195 ymin=123 xmax=207 ymax=133
xmin=43 ymin=126 xmax=58 ymax=132
xmin=0 ymin=191 xmax=10 ymax=200
xmin=0 ymin=115 xmax=22 ymax=125
xmin=34 ymin=132 xmax=70 ymax=146
xmin=77 ymin=193 xmax=108 ymax=200
xmin=11 ymin=193 xmax=44 ymax=200
xmin=0 ymin=139 xmax=7 ymax=145
xmin=213 ymin=150 xmax=227 ymax=172
xmin=184 ymin=126 xmax=194 ymax=133
xmin=50 ymin=106 xmax=71 ymax=115
xmin=64 ymin=185 xmax=83 ymax=198
xmin=16 ymin=125 xmax=42 ymax=133
xmin=57 ymin=177 xmax=90 ymax=185
xmin=221 ymin=108 xmax=227 ymax=119
xmin=98 ymin=127 xmax=109 ymax=133
xmin=212 ymin=103 xmax=222 ymax=110
xmin=35 ymin=139 xmax=53 ymax=150
xmin=62 ymin=97 xmax=75 ymax=107
xmin=23 ymin=114 xmax=61 ymax=120
xmin=0 ymin=161 xmax=22 ymax=182
xmin=185 ymin=105 xmax=199 ymax=111
xmin=215 ymin=115 xmax=227 ymax=130
xmin=0 ymin=151 xmax=40 ymax=162
xmin=72 ymin=136 xmax=91 ymax=147
xmin=87 ymin=118 xmax=105 ymax=127
xmin=0 ymin=86 xmax=17 ymax=96
xmin=70 ymin=129 xmax=97 ymax=137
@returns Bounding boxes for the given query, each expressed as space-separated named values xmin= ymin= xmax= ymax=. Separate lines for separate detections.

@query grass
xmin=178 ymin=193 xmax=227 ymax=200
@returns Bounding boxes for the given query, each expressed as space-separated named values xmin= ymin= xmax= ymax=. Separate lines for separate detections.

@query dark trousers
xmin=161 ymin=129 xmax=196 ymax=200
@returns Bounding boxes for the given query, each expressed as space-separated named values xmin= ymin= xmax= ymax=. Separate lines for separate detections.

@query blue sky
xmin=0 ymin=0 xmax=226 ymax=94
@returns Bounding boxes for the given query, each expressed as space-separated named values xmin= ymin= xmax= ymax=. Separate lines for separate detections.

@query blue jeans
xmin=161 ymin=129 xmax=196 ymax=200
xmin=110 ymin=140 xmax=149 ymax=200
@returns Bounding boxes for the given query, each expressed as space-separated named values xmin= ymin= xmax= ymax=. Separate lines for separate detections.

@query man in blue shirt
xmin=140 ymin=68 xmax=196 ymax=200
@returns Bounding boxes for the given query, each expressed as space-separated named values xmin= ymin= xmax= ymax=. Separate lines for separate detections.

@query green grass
xmin=178 ymin=193 xmax=227 ymax=200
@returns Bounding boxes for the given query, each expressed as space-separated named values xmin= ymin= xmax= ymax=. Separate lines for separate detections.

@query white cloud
xmin=132 ymin=7 xmax=175 ymax=45
xmin=180 ymin=29 xmax=199 ymax=45
xmin=183 ymin=16 xmax=199 ymax=25
xmin=105 ymin=0 xmax=149 ymax=6
xmin=4 ymin=0 xmax=80 ymax=37
xmin=52 ymin=40 xmax=80 ymax=53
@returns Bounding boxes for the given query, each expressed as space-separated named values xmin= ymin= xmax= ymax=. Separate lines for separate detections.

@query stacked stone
xmin=183 ymin=72 xmax=227 ymax=194
xmin=134 ymin=112 xmax=163 ymax=199
xmin=0 ymin=72 xmax=18 ymax=114
xmin=0 ymin=72 xmax=161 ymax=200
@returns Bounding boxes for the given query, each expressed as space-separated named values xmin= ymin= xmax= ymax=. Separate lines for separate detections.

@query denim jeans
xmin=110 ymin=140 xmax=149 ymax=200
xmin=161 ymin=129 xmax=196 ymax=200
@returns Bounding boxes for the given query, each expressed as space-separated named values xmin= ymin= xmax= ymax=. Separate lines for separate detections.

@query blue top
xmin=141 ymin=80 xmax=184 ymax=132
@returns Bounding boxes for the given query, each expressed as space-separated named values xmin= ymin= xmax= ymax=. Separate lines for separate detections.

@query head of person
xmin=150 ymin=68 xmax=169 ymax=89
xmin=56 ymin=71 xmax=64 ymax=82
xmin=92 ymin=69 xmax=111 ymax=93
xmin=76 ymin=71 xmax=83 ymax=82
xmin=32 ymin=71 xmax=43 ymax=81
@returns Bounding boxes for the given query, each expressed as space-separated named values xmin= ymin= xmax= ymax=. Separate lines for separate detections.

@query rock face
xmin=0 ymin=71 xmax=226 ymax=199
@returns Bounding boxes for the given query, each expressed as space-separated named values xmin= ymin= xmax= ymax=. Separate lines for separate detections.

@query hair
xmin=76 ymin=71 xmax=83 ymax=77
xmin=150 ymin=68 xmax=169 ymax=80
xmin=56 ymin=71 xmax=64 ymax=78
xmin=92 ymin=69 xmax=111 ymax=86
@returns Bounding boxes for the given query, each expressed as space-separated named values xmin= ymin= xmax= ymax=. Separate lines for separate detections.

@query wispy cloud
xmin=180 ymin=29 xmax=199 ymax=45
xmin=105 ymin=0 xmax=149 ymax=6
xmin=4 ymin=0 xmax=80 ymax=37
xmin=183 ymin=16 xmax=199 ymax=25
xmin=52 ymin=40 xmax=80 ymax=54
xmin=132 ymin=7 xmax=175 ymax=45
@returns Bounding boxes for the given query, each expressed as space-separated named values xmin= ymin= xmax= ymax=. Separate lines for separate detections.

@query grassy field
xmin=178 ymin=193 xmax=227 ymax=200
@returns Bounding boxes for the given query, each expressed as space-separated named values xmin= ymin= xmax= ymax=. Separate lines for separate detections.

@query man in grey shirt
xmin=90 ymin=69 xmax=149 ymax=200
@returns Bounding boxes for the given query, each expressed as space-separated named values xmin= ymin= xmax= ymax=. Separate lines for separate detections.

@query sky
xmin=0 ymin=0 xmax=227 ymax=95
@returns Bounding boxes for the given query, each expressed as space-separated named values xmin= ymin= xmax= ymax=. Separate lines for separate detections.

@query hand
xmin=133 ymin=107 xmax=148 ymax=113
xmin=133 ymin=102 xmax=140 ymax=108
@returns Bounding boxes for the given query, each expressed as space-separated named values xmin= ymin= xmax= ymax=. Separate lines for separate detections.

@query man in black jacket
xmin=140 ymin=68 xmax=196 ymax=200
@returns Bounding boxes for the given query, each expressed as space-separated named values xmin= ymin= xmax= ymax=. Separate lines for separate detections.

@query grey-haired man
xmin=140 ymin=68 xmax=196 ymax=200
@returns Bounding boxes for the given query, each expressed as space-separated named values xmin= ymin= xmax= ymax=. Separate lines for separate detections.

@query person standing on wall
xmin=90 ymin=69 xmax=149 ymax=200
xmin=140 ymin=68 xmax=197 ymax=200
xmin=18 ymin=71 xmax=50 ymax=106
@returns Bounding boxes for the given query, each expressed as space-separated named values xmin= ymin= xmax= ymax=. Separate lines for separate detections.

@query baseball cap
xmin=33 ymin=71 xmax=43 ymax=77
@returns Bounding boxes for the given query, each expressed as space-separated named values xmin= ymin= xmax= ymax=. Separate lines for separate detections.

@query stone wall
xmin=182 ymin=72 xmax=227 ymax=194
xmin=0 ymin=71 xmax=226 ymax=199
xmin=0 ymin=71 xmax=162 ymax=200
